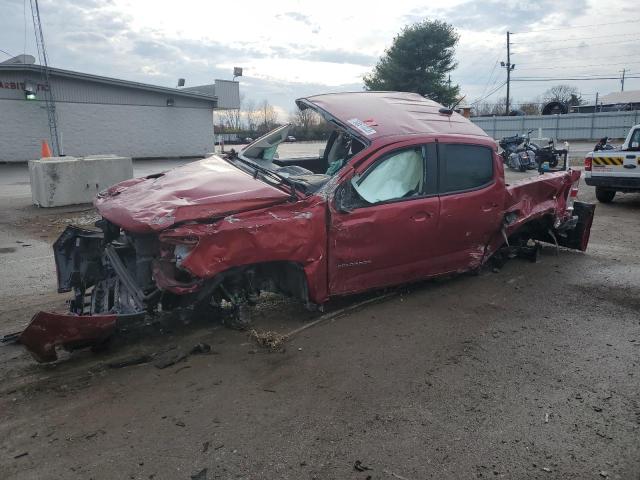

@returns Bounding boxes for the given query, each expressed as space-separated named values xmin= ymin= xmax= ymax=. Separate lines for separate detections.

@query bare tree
xmin=472 ymin=102 xmax=494 ymax=116
xmin=472 ymin=96 xmax=514 ymax=117
xmin=290 ymin=107 xmax=320 ymax=138
xmin=519 ymin=102 xmax=541 ymax=115
xmin=543 ymin=85 xmax=584 ymax=106
xmin=221 ymin=108 xmax=242 ymax=130
xmin=244 ymin=99 xmax=260 ymax=133
xmin=258 ymin=100 xmax=278 ymax=132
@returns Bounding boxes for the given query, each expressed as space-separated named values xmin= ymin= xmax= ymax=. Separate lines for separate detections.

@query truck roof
xmin=296 ymin=91 xmax=489 ymax=141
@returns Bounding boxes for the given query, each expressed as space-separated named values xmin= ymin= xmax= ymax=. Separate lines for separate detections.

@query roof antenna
xmin=439 ymin=95 xmax=466 ymax=116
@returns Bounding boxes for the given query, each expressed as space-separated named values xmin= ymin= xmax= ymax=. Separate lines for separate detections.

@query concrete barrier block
xmin=29 ymin=155 xmax=133 ymax=207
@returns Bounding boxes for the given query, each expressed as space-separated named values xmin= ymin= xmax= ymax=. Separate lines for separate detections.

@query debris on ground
xmin=102 ymin=342 xmax=213 ymax=370
xmin=191 ymin=468 xmax=208 ymax=480
xmin=154 ymin=342 xmax=213 ymax=369
xmin=154 ymin=350 xmax=188 ymax=369
xmin=354 ymin=460 xmax=371 ymax=472
xmin=1 ymin=332 xmax=21 ymax=344
xmin=248 ymin=329 xmax=287 ymax=352
xmin=107 ymin=354 xmax=153 ymax=369
xmin=190 ymin=343 xmax=212 ymax=355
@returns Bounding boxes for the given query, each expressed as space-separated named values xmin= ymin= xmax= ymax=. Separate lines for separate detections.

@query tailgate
xmin=592 ymin=151 xmax=640 ymax=178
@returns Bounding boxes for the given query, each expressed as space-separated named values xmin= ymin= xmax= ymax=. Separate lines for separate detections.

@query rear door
xmin=328 ymin=142 xmax=440 ymax=295
xmin=435 ymin=143 xmax=504 ymax=271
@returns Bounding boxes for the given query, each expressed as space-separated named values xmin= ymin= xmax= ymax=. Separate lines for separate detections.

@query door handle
xmin=410 ymin=211 xmax=433 ymax=222
xmin=482 ymin=202 xmax=499 ymax=211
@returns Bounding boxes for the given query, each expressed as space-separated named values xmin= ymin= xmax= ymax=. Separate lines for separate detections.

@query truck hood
xmin=95 ymin=155 xmax=291 ymax=233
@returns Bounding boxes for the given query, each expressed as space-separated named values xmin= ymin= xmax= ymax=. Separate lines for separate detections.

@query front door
xmin=328 ymin=143 xmax=441 ymax=295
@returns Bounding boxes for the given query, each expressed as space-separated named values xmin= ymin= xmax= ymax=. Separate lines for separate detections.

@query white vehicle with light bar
xmin=585 ymin=124 xmax=640 ymax=202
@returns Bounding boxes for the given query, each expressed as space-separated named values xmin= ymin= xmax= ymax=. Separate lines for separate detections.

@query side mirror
xmin=335 ymin=183 xmax=354 ymax=213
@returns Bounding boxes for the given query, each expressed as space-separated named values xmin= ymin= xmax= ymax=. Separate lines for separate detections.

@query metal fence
xmin=470 ymin=110 xmax=640 ymax=140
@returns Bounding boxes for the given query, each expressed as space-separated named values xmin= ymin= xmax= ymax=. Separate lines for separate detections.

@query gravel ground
xmin=0 ymin=150 xmax=638 ymax=480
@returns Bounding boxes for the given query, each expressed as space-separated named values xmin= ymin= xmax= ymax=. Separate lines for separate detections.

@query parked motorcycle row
xmin=499 ymin=130 xmax=568 ymax=172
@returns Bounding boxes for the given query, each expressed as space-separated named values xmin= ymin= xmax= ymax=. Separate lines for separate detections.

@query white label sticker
xmin=347 ymin=118 xmax=377 ymax=136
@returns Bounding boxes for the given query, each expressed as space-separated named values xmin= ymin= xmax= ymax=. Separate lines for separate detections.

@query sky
xmin=1 ymin=0 xmax=639 ymax=119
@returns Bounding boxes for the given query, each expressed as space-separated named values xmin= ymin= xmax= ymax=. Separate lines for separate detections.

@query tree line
xmin=215 ymin=96 xmax=332 ymax=141
xmin=473 ymin=85 xmax=586 ymax=117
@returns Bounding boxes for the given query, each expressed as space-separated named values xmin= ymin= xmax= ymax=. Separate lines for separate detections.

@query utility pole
xmin=621 ymin=68 xmax=626 ymax=92
xmin=500 ymin=31 xmax=515 ymax=116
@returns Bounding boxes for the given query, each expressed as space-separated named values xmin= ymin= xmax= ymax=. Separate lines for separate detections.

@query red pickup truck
xmin=19 ymin=92 xmax=595 ymax=362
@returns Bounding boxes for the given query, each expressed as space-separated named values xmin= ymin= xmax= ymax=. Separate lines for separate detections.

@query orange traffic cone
xmin=41 ymin=140 xmax=52 ymax=158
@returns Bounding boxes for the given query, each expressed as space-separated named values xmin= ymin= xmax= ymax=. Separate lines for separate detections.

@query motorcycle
xmin=499 ymin=130 xmax=537 ymax=172
xmin=530 ymin=138 xmax=568 ymax=171
xmin=593 ymin=136 xmax=615 ymax=152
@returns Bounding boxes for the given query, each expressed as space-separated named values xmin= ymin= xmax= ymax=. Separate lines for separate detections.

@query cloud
xmin=300 ymin=49 xmax=377 ymax=66
xmin=435 ymin=0 xmax=588 ymax=31
xmin=277 ymin=12 xmax=313 ymax=26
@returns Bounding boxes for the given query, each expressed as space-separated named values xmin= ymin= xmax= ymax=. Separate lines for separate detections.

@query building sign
xmin=0 ymin=81 xmax=49 ymax=91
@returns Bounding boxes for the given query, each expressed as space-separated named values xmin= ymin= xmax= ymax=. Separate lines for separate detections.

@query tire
xmin=595 ymin=187 xmax=616 ymax=203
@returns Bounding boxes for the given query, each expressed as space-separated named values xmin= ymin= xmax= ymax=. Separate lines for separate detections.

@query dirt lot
xmin=0 ymin=157 xmax=639 ymax=479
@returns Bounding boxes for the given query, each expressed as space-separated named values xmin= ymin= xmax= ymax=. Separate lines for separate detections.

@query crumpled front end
xmin=20 ymin=220 xmax=175 ymax=362
xmin=20 ymin=193 xmax=327 ymax=362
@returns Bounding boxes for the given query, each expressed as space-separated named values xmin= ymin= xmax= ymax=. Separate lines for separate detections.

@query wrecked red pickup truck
xmin=19 ymin=92 xmax=595 ymax=362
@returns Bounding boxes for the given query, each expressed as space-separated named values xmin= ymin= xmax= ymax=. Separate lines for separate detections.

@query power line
xmin=516 ymin=52 xmax=640 ymax=66
xmin=516 ymin=61 xmax=640 ymax=72
xmin=512 ymin=76 xmax=640 ymax=82
xmin=514 ymin=71 xmax=638 ymax=78
xmin=514 ymin=18 xmax=640 ymax=34
xmin=511 ymin=31 xmax=639 ymax=45
xmin=514 ymin=37 xmax=640 ymax=55
xmin=479 ymin=59 xmax=500 ymax=99
xmin=470 ymin=81 xmax=507 ymax=106
xmin=0 ymin=47 xmax=14 ymax=58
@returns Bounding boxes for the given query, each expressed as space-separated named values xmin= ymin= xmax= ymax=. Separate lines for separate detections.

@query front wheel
xmin=595 ymin=187 xmax=616 ymax=203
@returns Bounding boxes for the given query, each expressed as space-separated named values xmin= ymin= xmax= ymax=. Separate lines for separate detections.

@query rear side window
xmin=439 ymin=144 xmax=494 ymax=193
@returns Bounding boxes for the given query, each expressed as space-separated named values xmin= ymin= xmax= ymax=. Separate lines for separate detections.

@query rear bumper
xmin=585 ymin=176 xmax=640 ymax=191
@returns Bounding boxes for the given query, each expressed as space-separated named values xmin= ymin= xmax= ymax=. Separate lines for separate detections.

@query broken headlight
xmin=158 ymin=234 xmax=199 ymax=269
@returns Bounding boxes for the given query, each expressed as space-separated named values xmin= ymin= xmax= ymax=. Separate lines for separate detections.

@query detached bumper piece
xmin=19 ymin=312 xmax=117 ymax=363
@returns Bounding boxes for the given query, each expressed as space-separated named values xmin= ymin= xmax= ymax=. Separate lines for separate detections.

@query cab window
xmin=439 ymin=144 xmax=494 ymax=193
xmin=352 ymin=147 xmax=424 ymax=204
xmin=629 ymin=129 xmax=640 ymax=151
